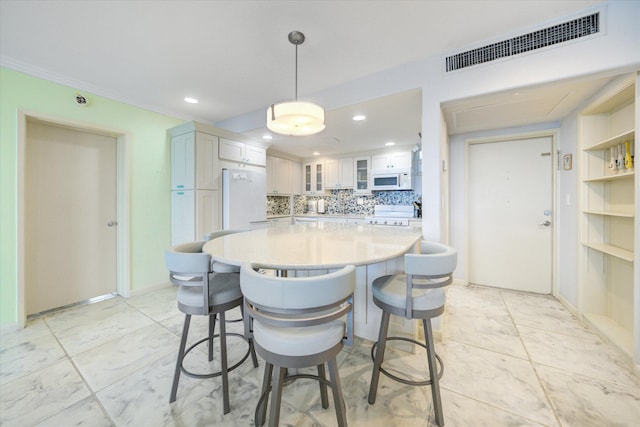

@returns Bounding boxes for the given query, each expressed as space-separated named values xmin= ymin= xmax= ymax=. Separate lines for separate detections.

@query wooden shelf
xmin=584 ymin=171 xmax=634 ymax=182
xmin=583 ymin=312 xmax=633 ymax=358
xmin=582 ymin=242 xmax=634 ymax=262
xmin=584 ymin=130 xmax=635 ymax=151
xmin=583 ymin=210 xmax=635 ymax=218
xmin=579 ymin=75 xmax=637 ymax=369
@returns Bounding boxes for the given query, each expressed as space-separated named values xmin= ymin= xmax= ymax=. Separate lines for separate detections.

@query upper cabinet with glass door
xmin=303 ymin=161 xmax=324 ymax=194
xmin=354 ymin=156 xmax=371 ymax=194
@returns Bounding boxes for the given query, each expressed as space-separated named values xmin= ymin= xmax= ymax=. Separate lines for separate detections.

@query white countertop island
xmin=203 ymin=222 xmax=421 ymax=270
xmin=203 ymin=223 xmax=422 ymax=342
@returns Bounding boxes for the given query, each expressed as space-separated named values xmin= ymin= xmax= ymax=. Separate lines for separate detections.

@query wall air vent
xmin=445 ymin=12 xmax=600 ymax=72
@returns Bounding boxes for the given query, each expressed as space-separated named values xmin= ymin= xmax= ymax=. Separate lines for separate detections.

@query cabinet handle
xmin=177 ymin=185 xmax=184 ymax=188
xmin=177 ymin=192 xmax=184 ymax=195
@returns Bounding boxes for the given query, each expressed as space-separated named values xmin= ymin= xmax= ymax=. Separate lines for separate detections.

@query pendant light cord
xmin=294 ymin=43 xmax=298 ymax=101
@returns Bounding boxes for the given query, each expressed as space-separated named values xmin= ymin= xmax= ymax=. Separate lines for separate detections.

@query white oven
xmin=365 ymin=205 xmax=414 ymax=226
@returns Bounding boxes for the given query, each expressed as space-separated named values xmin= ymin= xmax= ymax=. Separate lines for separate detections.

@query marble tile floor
xmin=1 ymin=283 xmax=639 ymax=426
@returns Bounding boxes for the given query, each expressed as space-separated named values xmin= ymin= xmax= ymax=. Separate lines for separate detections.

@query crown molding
xmin=0 ymin=55 xmax=202 ymax=123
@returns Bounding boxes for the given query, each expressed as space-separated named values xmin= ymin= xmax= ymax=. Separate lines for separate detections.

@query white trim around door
xmin=16 ymin=110 xmax=131 ymax=327
xmin=464 ymin=129 xmax=558 ymax=296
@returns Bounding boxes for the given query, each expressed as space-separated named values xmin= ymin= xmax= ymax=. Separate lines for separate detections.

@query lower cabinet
xmin=171 ymin=190 xmax=217 ymax=245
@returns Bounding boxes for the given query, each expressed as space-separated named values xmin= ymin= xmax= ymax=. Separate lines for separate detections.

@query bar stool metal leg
xmin=170 ymin=314 xmax=191 ymax=403
xmin=220 ymin=311 xmax=230 ymax=414
xmin=424 ymin=319 xmax=444 ymax=426
xmin=256 ymin=363 xmax=273 ymax=426
xmin=317 ymin=364 xmax=329 ymax=409
xmin=328 ymin=357 xmax=347 ymax=427
xmin=209 ymin=314 xmax=216 ymax=362
xmin=268 ymin=366 xmax=286 ymax=426
xmin=368 ymin=311 xmax=390 ymax=404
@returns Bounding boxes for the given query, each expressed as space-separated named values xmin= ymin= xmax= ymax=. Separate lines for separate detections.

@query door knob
xmin=538 ymin=220 xmax=551 ymax=227
xmin=107 ymin=221 xmax=118 ymax=227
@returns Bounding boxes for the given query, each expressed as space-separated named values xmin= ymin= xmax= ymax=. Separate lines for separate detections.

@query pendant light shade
xmin=267 ymin=101 xmax=325 ymax=136
xmin=267 ymin=31 xmax=325 ymax=136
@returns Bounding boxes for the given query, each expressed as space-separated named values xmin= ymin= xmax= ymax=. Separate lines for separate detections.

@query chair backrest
xmin=165 ymin=240 xmax=211 ymax=314
xmin=403 ymin=241 xmax=457 ymax=317
xmin=240 ymin=264 xmax=356 ymax=331
xmin=405 ymin=241 xmax=457 ymax=279
xmin=165 ymin=240 xmax=209 ymax=277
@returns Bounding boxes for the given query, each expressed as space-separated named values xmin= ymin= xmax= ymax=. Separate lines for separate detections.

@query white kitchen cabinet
xmin=303 ymin=161 xmax=324 ymax=194
xmin=170 ymin=129 xmax=219 ymax=245
xmin=219 ymin=138 xmax=266 ymax=166
xmin=371 ymin=151 xmax=412 ymax=170
xmin=171 ymin=190 xmax=217 ymax=245
xmin=266 ymin=155 xmax=292 ymax=194
xmin=291 ymin=161 xmax=302 ymax=195
xmin=324 ymin=158 xmax=354 ymax=189
xmin=354 ymin=156 xmax=371 ymax=194
xmin=578 ymin=73 xmax=638 ymax=368
xmin=171 ymin=132 xmax=218 ymax=190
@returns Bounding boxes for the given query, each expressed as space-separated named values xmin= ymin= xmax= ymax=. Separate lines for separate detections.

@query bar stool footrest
xmin=370 ymin=336 xmax=443 ymax=386
xmin=181 ymin=332 xmax=252 ymax=379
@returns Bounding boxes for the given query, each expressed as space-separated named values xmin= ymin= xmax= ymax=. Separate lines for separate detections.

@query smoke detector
xmin=74 ymin=93 xmax=88 ymax=106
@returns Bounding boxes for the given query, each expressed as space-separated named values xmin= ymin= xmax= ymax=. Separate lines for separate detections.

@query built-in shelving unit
xmin=578 ymin=73 xmax=638 ymax=369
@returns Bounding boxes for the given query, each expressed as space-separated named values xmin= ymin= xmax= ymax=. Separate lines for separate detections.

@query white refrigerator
xmin=221 ymin=168 xmax=267 ymax=230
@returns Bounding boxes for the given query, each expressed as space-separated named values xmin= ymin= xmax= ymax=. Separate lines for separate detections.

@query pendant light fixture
xmin=267 ymin=31 xmax=325 ymax=136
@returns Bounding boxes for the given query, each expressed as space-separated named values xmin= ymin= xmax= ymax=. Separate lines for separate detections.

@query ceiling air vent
xmin=446 ymin=12 xmax=600 ymax=72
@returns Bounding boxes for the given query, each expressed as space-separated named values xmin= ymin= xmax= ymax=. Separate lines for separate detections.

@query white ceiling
xmin=0 ymin=0 xmax=607 ymax=158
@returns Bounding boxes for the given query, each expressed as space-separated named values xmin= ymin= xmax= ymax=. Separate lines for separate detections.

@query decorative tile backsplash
xmin=267 ymin=189 xmax=422 ymax=217
xmin=266 ymin=195 xmax=290 ymax=216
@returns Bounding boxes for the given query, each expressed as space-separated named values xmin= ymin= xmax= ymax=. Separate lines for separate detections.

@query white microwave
xmin=371 ymin=170 xmax=412 ymax=191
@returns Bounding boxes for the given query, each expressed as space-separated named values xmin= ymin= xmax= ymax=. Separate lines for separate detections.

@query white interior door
xmin=26 ymin=120 xmax=117 ymax=314
xmin=467 ymin=136 xmax=553 ymax=294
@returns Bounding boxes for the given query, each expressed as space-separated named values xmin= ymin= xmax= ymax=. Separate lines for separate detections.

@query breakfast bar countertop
xmin=203 ymin=222 xmax=422 ymax=270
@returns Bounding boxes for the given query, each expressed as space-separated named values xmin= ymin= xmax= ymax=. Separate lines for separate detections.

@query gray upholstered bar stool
xmin=368 ymin=241 xmax=457 ymax=427
xmin=165 ymin=238 xmax=258 ymax=414
xmin=240 ymin=264 xmax=356 ymax=427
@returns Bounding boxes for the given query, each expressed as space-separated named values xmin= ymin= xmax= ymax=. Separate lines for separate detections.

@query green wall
xmin=0 ymin=67 xmax=184 ymax=326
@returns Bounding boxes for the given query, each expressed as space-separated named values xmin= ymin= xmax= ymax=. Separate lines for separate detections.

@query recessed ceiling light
xmin=352 ymin=115 xmax=366 ymax=121
xmin=312 ymin=151 xmax=320 ymax=156
xmin=262 ymin=134 xmax=273 ymax=140
xmin=184 ymin=97 xmax=199 ymax=104
xmin=385 ymin=141 xmax=395 ymax=146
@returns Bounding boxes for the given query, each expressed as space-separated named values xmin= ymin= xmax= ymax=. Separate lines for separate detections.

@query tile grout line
xmin=498 ymin=290 xmax=564 ymax=427
xmin=40 ymin=314 xmax=118 ymax=427
xmin=36 ymin=295 xmax=182 ymax=426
